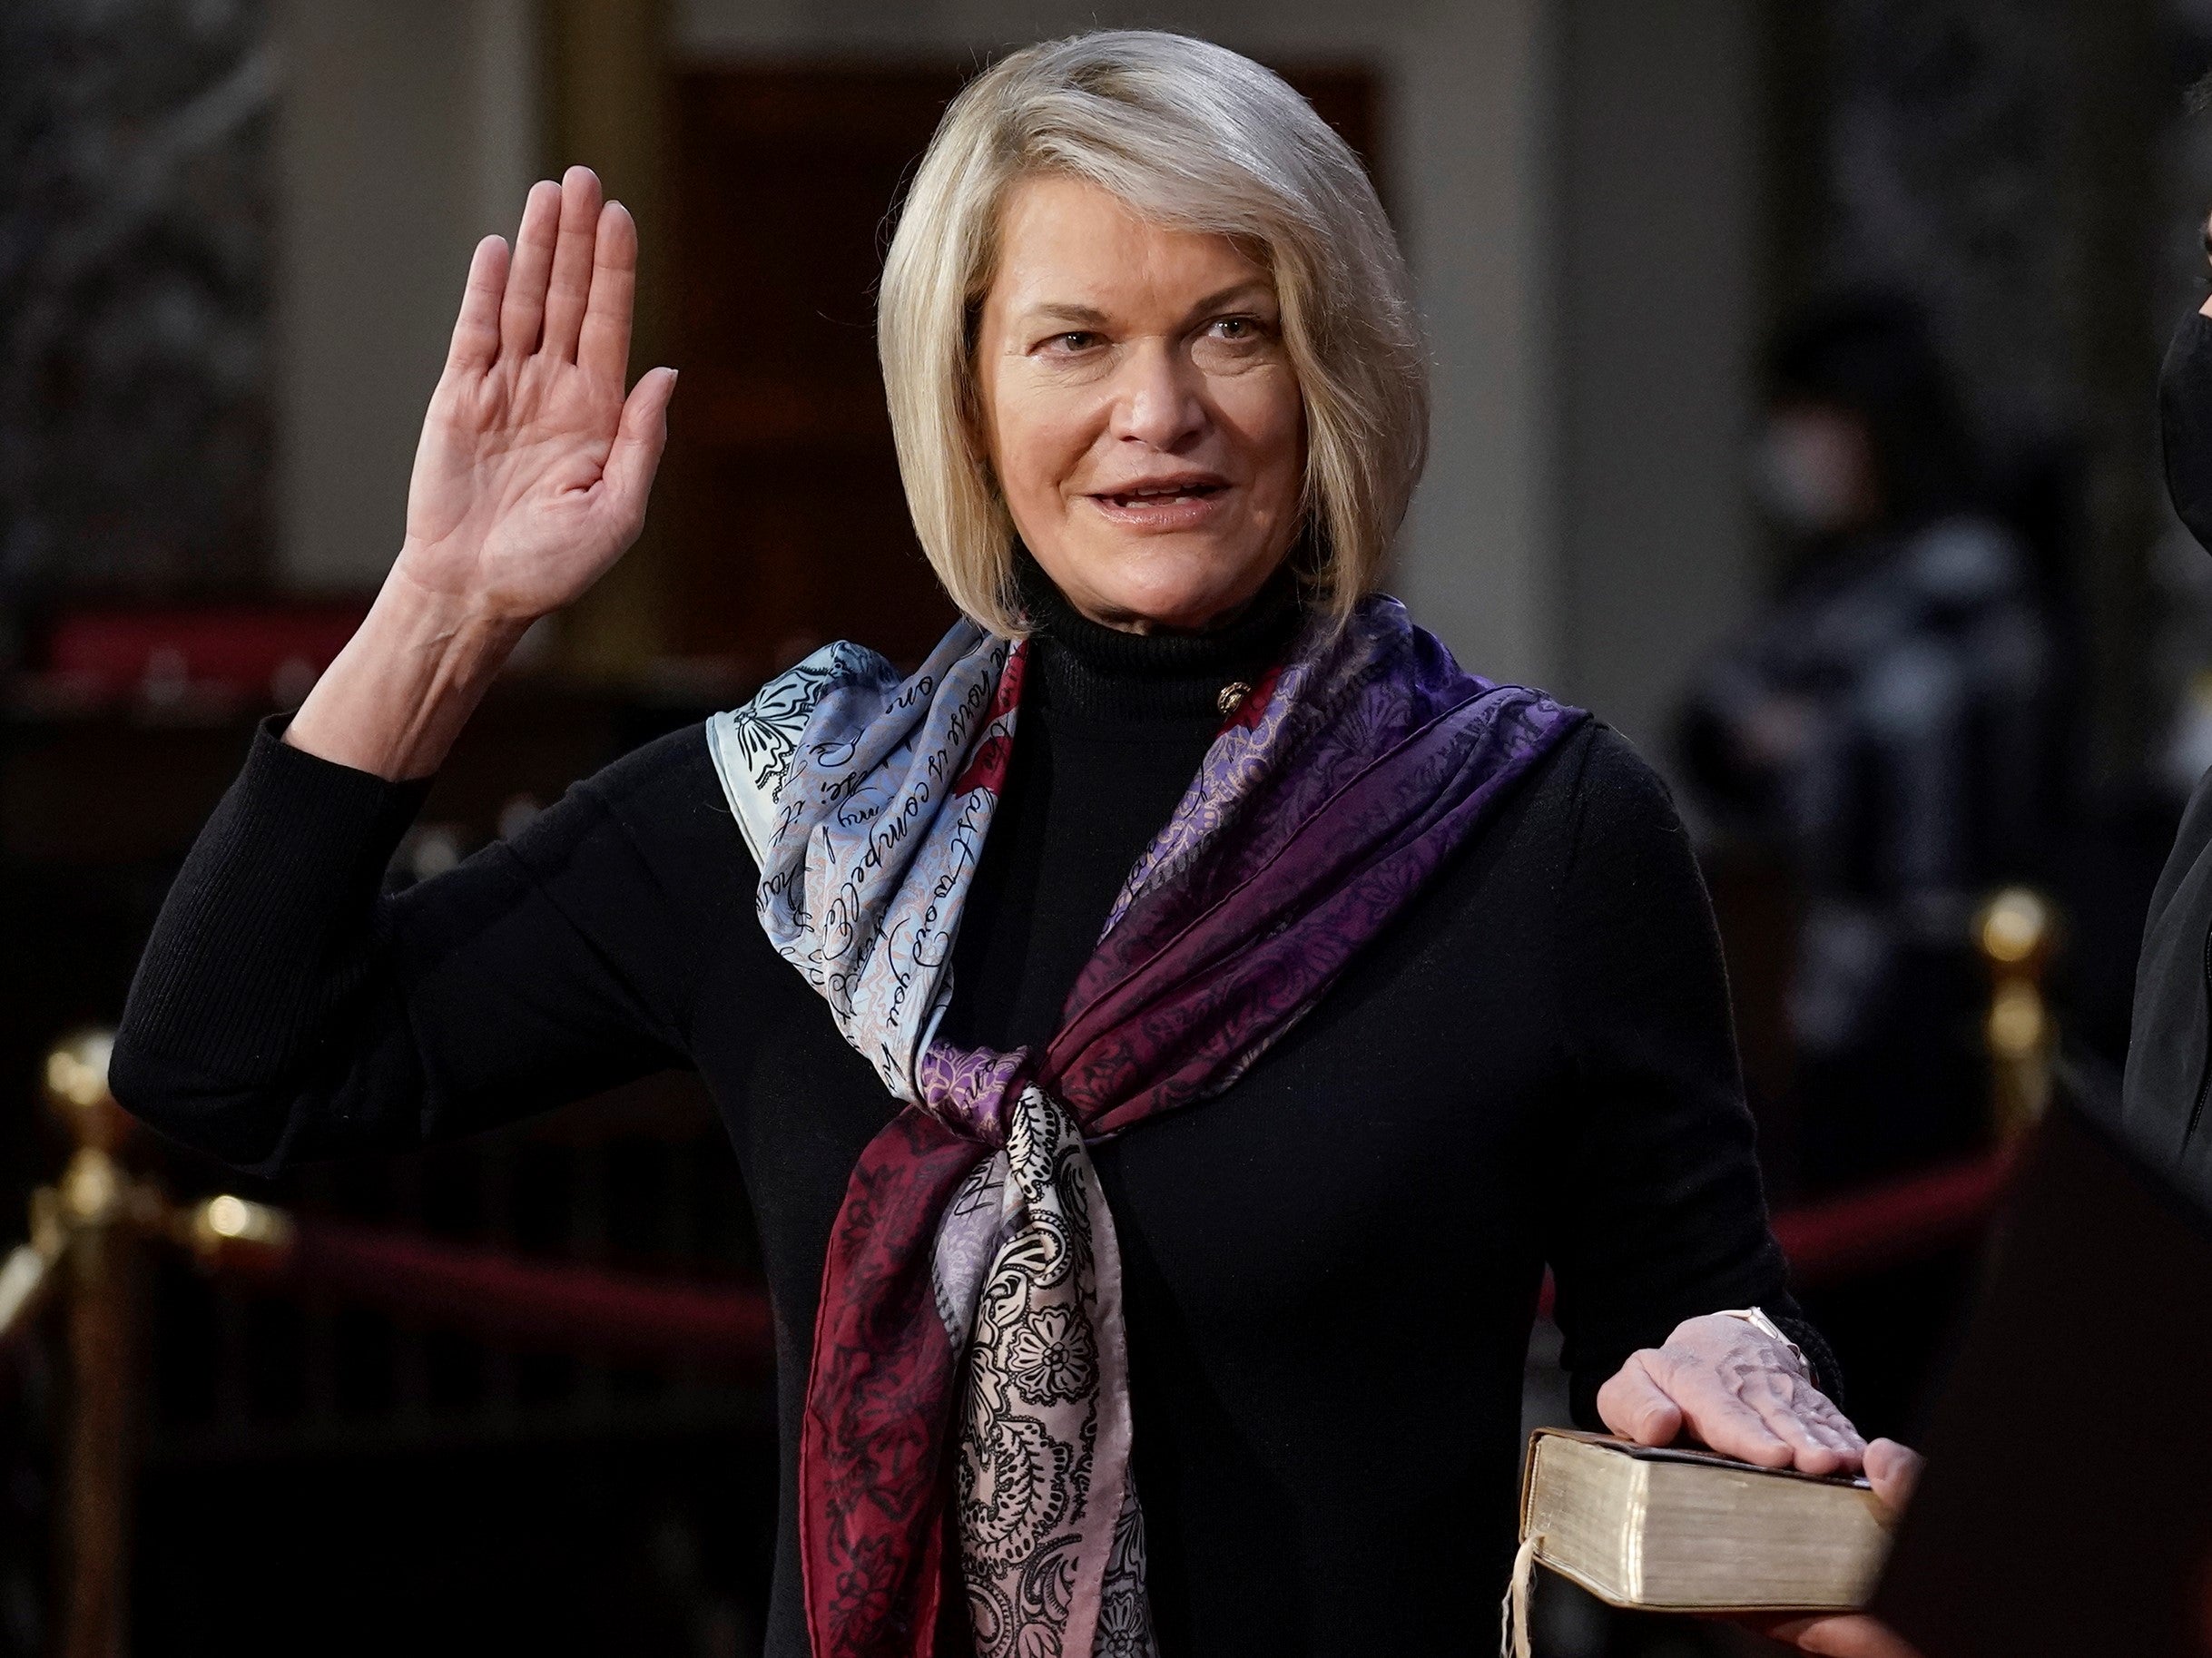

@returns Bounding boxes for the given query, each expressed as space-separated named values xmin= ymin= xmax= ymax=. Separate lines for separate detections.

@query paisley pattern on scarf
xmin=706 ymin=595 xmax=1585 ymax=1658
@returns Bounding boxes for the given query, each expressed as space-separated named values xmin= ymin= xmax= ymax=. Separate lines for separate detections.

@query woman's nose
xmin=1106 ymin=339 xmax=1206 ymax=450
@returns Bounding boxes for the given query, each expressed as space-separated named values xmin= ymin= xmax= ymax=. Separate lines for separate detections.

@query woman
xmin=112 ymin=32 xmax=1917 ymax=1658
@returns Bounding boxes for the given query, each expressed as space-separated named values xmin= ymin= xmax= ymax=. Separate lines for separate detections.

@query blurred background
xmin=2 ymin=0 xmax=2209 ymax=1653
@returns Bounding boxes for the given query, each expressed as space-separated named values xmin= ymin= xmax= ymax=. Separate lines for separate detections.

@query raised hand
xmin=286 ymin=166 xmax=677 ymax=781
xmin=399 ymin=164 xmax=676 ymax=620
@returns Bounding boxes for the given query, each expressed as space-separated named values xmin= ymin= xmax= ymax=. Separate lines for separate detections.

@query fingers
xmin=1670 ymin=1377 xmax=1797 ymax=1467
xmin=1640 ymin=1316 xmax=1869 ymax=1475
xmin=447 ymin=235 xmax=510 ymax=373
xmin=1863 ymin=1438 xmax=1923 ymax=1512
xmin=490 ymin=171 xmax=628 ymax=367
xmin=541 ymin=164 xmax=605 ymax=363
xmin=501 ymin=180 xmax=562 ymax=358
xmin=1759 ymin=1613 xmax=1928 ymax=1658
xmin=1595 ymin=1343 xmax=1875 ymax=1486
xmin=1645 ymin=1346 xmax=1803 ymax=1465
xmin=602 ymin=367 xmax=678 ymax=523
xmin=1596 ymin=1354 xmax=1684 ymax=1447
xmin=578 ymin=201 xmax=639 ymax=385
xmin=1743 ymin=1378 xmax=1864 ymax=1476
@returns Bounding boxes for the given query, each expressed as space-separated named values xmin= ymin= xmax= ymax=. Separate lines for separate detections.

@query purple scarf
xmin=706 ymin=594 xmax=1584 ymax=1658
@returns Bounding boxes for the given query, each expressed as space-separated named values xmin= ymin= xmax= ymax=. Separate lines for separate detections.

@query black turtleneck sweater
xmin=939 ymin=566 xmax=1296 ymax=1054
xmin=112 ymin=578 xmax=1824 ymax=1658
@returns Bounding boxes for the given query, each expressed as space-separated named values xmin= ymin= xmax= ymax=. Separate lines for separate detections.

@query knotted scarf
xmin=705 ymin=594 xmax=1585 ymax=1658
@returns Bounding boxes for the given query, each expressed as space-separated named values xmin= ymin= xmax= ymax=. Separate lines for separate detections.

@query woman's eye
xmin=1205 ymin=316 xmax=1273 ymax=346
xmin=1046 ymin=331 xmax=1098 ymax=353
xmin=1190 ymin=316 xmax=1277 ymax=369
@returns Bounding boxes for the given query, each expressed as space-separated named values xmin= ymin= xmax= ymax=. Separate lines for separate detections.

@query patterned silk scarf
xmin=706 ymin=594 xmax=1584 ymax=1658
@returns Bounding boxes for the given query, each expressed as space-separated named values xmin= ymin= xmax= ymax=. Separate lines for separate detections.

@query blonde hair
xmin=877 ymin=30 xmax=1429 ymax=637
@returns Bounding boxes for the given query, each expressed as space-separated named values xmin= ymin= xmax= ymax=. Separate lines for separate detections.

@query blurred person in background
xmin=107 ymin=34 xmax=1921 ymax=1658
xmin=1679 ymin=293 xmax=2054 ymax=1195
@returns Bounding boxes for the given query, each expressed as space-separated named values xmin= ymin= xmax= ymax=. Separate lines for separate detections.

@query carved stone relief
xmin=0 ymin=0 xmax=275 ymax=610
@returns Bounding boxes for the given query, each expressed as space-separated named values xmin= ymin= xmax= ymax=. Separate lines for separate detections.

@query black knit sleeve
xmin=1540 ymin=727 xmax=1839 ymax=1424
xmin=110 ymin=718 xmax=733 ymax=1174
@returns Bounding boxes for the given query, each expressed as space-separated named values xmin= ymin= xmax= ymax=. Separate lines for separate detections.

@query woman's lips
xmin=1085 ymin=484 xmax=1230 ymax=533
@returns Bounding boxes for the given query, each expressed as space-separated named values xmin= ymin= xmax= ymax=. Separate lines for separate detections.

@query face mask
xmin=1754 ymin=407 xmax=1872 ymax=536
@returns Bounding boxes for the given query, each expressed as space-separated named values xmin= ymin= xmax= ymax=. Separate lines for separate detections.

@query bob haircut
xmin=878 ymin=30 xmax=1430 ymax=637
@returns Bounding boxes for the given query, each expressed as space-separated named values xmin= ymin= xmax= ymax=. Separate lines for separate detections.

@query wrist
xmin=285 ymin=562 xmax=532 ymax=781
xmin=1702 ymin=1306 xmax=1811 ymax=1378
xmin=383 ymin=551 xmax=539 ymax=650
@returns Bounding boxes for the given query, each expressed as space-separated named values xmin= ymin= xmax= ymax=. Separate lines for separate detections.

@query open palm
xmin=399 ymin=165 xmax=675 ymax=622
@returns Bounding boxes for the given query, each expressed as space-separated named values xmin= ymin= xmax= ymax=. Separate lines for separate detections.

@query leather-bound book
xmin=1516 ymin=1428 xmax=1893 ymax=1613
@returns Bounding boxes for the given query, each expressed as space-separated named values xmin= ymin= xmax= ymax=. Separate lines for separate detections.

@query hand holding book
xmin=1513 ymin=1431 xmax=1924 ymax=1657
xmin=1745 ymin=1441 xmax=1923 ymax=1658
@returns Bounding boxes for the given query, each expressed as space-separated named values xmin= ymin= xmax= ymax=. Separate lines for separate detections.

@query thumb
xmin=605 ymin=366 xmax=677 ymax=519
xmin=1597 ymin=1355 xmax=1684 ymax=1447
xmin=1863 ymin=1438 xmax=1923 ymax=1513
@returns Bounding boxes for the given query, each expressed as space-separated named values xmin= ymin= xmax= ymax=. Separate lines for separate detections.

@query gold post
xmin=1974 ymin=889 xmax=2058 ymax=1144
xmin=13 ymin=1030 xmax=298 ymax=1658
xmin=44 ymin=1030 xmax=134 ymax=1658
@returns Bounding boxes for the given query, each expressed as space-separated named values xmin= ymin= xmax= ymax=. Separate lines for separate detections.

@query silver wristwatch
xmin=1712 ymin=1305 xmax=1810 ymax=1378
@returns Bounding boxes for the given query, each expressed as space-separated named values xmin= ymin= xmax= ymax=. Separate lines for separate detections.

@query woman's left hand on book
xmin=1598 ymin=1317 xmax=1926 ymax=1654
xmin=1598 ymin=1312 xmax=1867 ymax=1475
